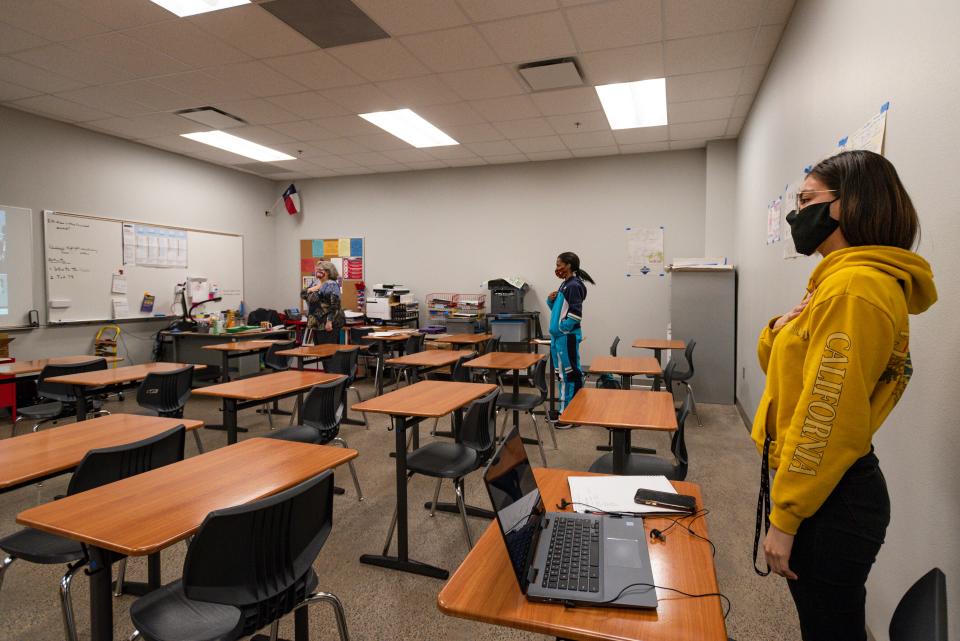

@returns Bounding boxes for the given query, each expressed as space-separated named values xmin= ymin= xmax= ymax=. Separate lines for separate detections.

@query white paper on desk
xmin=567 ymin=475 xmax=684 ymax=515
xmin=368 ymin=331 xmax=400 ymax=337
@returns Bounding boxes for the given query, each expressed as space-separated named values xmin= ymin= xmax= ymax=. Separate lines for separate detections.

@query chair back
xmin=457 ymin=388 xmax=500 ymax=461
xmin=37 ymin=358 xmax=107 ymax=402
xmin=674 ymin=339 xmax=696 ymax=379
xmin=137 ymin=365 xmax=194 ymax=417
xmin=484 ymin=336 xmax=500 ymax=354
xmin=183 ymin=471 xmax=334 ymax=636
xmin=301 ymin=378 xmax=348 ymax=443
xmin=264 ymin=341 xmax=297 ymax=372
xmin=324 ymin=347 xmax=360 ymax=382
xmin=889 ymin=568 xmax=948 ymax=641
xmin=530 ymin=358 xmax=548 ymax=403
xmin=662 ymin=360 xmax=678 ymax=397
xmin=67 ymin=424 xmax=186 ymax=495
xmin=450 ymin=352 xmax=477 ymax=383
xmin=402 ymin=333 xmax=425 ymax=355
xmin=670 ymin=392 xmax=692 ymax=481
xmin=609 ymin=336 xmax=620 ymax=357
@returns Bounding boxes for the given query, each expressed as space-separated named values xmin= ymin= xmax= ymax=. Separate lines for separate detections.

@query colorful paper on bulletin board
xmin=323 ymin=239 xmax=338 ymax=256
xmin=300 ymin=258 xmax=315 ymax=274
xmin=338 ymin=238 xmax=350 ymax=256
xmin=344 ymin=257 xmax=363 ymax=279
xmin=350 ymin=238 xmax=363 ymax=256
xmin=311 ymin=240 xmax=324 ymax=257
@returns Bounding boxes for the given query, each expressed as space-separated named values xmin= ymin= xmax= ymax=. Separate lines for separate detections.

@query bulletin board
xmin=300 ymin=238 xmax=364 ymax=312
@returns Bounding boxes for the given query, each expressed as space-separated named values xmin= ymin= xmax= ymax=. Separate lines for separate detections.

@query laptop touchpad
xmin=606 ymin=538 xmax=643 ymax=569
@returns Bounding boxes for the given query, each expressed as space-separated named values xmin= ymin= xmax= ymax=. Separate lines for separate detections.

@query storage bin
xmin=446 ymin=317 xmax=479 ymax=334
xmin=491 ymin=319 xmax=528 ymax=342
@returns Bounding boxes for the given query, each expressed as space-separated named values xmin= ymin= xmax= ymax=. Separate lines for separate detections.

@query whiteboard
xmin=44 ymin=211 xmax=243 ymax=323
xmin=1 ymin=204 xmax=35 ymax=328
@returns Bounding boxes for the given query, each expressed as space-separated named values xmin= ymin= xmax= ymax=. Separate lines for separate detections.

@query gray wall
xmin=733 ymin=0 xmax=960 ymax=638
xmin=0 ymin=106 xmax=278 ymax=364
xmin=274 ymin=152 xmax=708 ymax=364
xmin=704 ymin=139 xmax=738 ymax=259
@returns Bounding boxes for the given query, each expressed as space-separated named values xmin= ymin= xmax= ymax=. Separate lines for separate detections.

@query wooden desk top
xmin=632 ymin=338 xmax=686 ymax=351
xmin=0 ymin=414 xmax=203 ymax=492
xmin=44 ymin=362 xmax=204 ymax=387
xmin=161 ymin=328 xmax=289 ymax=338
xmin=17 ymin=438 xmax=356 ymax=556
xmin=353 ymin=380 xmax=496 ymax=418
xmin=438 ymin=469 xmax=726 ymax=641
xmin=588 ymin=356 xmax=662 ymax=377
xmin=191 ymin=370 xmax=344 ymax=401
xmin=464 ymin=352 xmax=544 ymax=371
xmin=365 ymin=332 xmax=418 ymax=342
xmin=0 ymin=356 xmax=123 ymax=377
xmin=560 ymin=389 xmax=677 ymax=432
xmin=386 ymin=351 xmax=462 ymax=368
xmin=201 ymin=340 xmax=285 ymax=352
xmin=275 ymin=344 xmax=363 ymax=359
xmin=433 ymin=333 xmax=493 ymax=345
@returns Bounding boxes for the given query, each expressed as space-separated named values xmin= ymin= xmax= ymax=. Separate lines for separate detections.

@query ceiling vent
xmin=175 ymin=107 xmax=246 ymax=129
xmin=517 ymin=57 xmax=584 ymax=92
xmin=263 ymin=0 xmax=388 ymax=48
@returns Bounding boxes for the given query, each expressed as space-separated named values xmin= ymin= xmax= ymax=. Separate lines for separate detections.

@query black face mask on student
xmin=785 ymin=200 xmax=839 ymax=256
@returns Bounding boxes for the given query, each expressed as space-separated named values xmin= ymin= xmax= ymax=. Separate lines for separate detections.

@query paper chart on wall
xmin=122 ymin=223 xmax=136 ymax=265
xmin=838 ymin=102 xmax=889 ymax=155
xmin=766 ymin=196 xmax=782 ymax=245
xmin=782 ymin=180 xmax=802 ymax=259
xmin=626 ymin=227 xmax=664 ymax=276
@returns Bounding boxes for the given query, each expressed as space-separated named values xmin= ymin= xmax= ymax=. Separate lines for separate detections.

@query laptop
xmin=482 ymin=426 xmax=658 ymax=608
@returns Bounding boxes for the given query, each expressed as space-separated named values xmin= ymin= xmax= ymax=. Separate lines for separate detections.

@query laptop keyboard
xmin=542 ymin=517 xmax=601 ymax=593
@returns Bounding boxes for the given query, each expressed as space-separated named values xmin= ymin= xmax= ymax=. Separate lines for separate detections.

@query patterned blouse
xmin=301 ymin=280 xmax=345 ymax=329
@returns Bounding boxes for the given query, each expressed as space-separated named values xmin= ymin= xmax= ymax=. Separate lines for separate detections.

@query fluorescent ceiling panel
xmin=181 ymin=130 xmax=296 ymax=162
xmin=358 ymin=109 xmax=458 ymax=148
xmin=595 ymin=78 xmax=668 ymax=129
xmin=149 ymin=0 xmax=250 ymax=18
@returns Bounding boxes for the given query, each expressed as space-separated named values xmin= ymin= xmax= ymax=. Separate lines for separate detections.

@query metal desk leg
xmin=548 ymin=345 xmax=558 ymax=421
xmin=221 ymin=351 xmax=230 ymax=383
xmin=73 ymin=386 xmax=89 ymax=421
xmin=115 ymin=552 xmax=162 ymax=596
xmin=611 ymin=429 xmax=631 ymax=475
xmin=225 ymin=398 xmax=238 ymax=445
xmin=88 ymin=547 xmax=113 ymax=641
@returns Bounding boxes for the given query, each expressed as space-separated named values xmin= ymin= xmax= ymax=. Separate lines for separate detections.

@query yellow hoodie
xmin=752 ymin=246 xmax=937 ymax=535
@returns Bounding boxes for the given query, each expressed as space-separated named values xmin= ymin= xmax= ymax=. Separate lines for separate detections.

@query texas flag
xmin=282 ymin=183 xmax=300 ymax=215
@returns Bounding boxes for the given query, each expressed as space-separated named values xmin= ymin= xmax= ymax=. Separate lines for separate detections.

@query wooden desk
xmin=364 ymin=332 xmax=421 ymax=395
xmin=18 ymin=438 xmax=357 ymax=641
xmin=159 ymin=328 xmax=293 ymax=371
xmin=386 ymin=350 xmax=462 ymax=383
xmin=560 ymin=389 xmax=676 ymax=474
xmin=589 ymin=355 xmax=662 ymax=390
xmin=431 ymin=333 xmax=493 ymax=350
xmin=438 ymin=469 xmax=726 ymax=641
xmin=353 ymin=380 xmax=496 ymax=579
xmin=632 ymin=338 xmax=686 ymax=365
xmin=0 ymin=355 xmax=123 ymax=377
xmin=465 ymin=352 xmax=545 ymax=436
xmin=192 ymin=370 xmax=343 ymax=444
xmin=275 ymin=343 xmax=362 ymax=369
xmin=202 ymin=339 xmax=286 ymax=383
xmin=0 ymin=414 xmax=203 ymax=494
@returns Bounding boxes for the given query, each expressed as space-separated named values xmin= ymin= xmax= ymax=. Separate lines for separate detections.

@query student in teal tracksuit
xmin=547 ymin=252 xmax=595 ymax=427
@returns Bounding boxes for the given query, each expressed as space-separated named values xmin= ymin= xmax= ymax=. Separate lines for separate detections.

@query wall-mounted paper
xmin=626 ymin=227 xmax=664 ymax=276
xmin=766 ymin=196 xmax=782 ymax=245
xmin=111 ymin=273 xmax=127 ymax=294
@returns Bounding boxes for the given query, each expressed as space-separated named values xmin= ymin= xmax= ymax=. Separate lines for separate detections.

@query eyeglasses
xmin=795 ymin=189 xmax=838 ymax=212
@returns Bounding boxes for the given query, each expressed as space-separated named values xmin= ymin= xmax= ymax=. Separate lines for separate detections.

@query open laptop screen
xmin=483 ymin=427 xmax=545 ymax=589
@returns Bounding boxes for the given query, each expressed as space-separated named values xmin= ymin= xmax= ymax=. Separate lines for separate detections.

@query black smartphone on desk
xmin=634 ymin=488 xmax=697 ymax=514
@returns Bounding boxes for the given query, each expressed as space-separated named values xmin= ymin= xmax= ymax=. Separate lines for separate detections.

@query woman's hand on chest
xmin=773 ymin=291 xmax=813 ymax=331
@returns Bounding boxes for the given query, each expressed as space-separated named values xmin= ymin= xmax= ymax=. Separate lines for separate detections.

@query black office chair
xmin=136 ymin=365 xmax=203 ymax=454
xmin=323 ymin=346 xmax=368 ymax=429
xmin=0 ymin=425 xmax=186 ymax=641
xmin=494 ymin=358 xmax=556 ymax=466
xmin=259 ymin=340 xmax=297 ymax=429
xmin=671 ymin=339 xmax=701 ymax=426
xmin=383 ymin=388 xmax=500 ymax=552
xmin=386 ymin=333 xmax=427 ymax=389
xmin=261 ymin=379 xmax=363 ymax=502
xmin=12 ymin=358 xmax=109 ymax=436
xmin=610 ymin=336 xmax=620 ymax=356
xmin=472 ymin=336 xmax=502 ymax=385
xmin=126 ymin=471 xmax=350 ymax=641
xmin=889 ymin=567 xmax=948 ymax=641
xmin=427 ymin=351 xmax=477 ymax=436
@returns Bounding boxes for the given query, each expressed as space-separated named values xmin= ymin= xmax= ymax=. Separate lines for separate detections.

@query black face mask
xmin=785 ymin=199 xmax=839 ymax=256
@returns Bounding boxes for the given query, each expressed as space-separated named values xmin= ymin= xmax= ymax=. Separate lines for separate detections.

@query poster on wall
xmin=766 ymin=196 xmax=782 ymax=245
xmin=838 ymin=102 xmax=889 ymax=155
xmin=626 ymin=227 xmax=664 ymax=276
xmin=299 ymin=237 xmax=365 ymax=311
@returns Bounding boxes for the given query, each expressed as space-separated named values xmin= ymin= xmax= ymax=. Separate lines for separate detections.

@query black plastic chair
xmin=262 ymin=378 xmax=363 ymax=502
xmin=610 ymin=336 xmax=620 ymax=356
xmin=473 ymin=336 xmax=502 ymax=384
xmin=136 ymin=365 xmax=202 ymax=454
xmin=495 ymin=358 xmax=556 ymax=466
xmin=386 ymin=333 xmax=427 ymax=389
xmin=260 ymin=340 xmax=297 ymax=430
xmin=889 ymin=567 xmax=948 ymax=641
xmin=0 ymin=425 xmax=186 ymax=641
xmin=324 ymin=346 xmax=368 ymax=429
xmin=12 ymin=358 xmax=109 ymax=436
xmin=427 ymin=351 xmax=477 ymax=436
xmin=671 ymin=339 xmax=701 ymax=426
xmin=126 ymin=470 xmax=349 ymax=641
xmin=383 ymin=388 xmax=500 ymax=552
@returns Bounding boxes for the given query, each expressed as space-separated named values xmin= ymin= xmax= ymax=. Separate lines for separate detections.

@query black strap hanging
xmin=753 ymin=436 xmax=772 ymax=576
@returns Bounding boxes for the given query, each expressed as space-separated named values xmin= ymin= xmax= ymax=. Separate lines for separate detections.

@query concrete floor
xmin=0 ymin=376 xmax=800 ymax=641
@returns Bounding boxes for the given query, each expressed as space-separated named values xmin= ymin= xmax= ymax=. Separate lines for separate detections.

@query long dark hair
xmin=558 ymin=252 xmax=596 ymax=285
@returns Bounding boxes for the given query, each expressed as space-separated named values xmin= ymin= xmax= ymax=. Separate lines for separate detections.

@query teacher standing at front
xmin=302 ymin=260 xmax=345 ymax=344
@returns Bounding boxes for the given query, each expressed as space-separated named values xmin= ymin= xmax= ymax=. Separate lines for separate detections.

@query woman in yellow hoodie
xmin=752 ymin=150 xmax=937 ymax=641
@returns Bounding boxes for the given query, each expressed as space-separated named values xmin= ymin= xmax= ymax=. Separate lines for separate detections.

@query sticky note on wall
xmin=338 ymin=238 xmax=350 ymax=256
xmin=301 ymin=258 xmax=315 ymax=274
xmin=323 ymin=239 xmax=338 ymax=256
xmin=350 ymin=238 xmax=363 ymax=256
xmin=311 ymin=240 xmax=324 ymax=257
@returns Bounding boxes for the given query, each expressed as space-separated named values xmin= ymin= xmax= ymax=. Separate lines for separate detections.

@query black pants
xmin=312 ymin=328 xmax=340 ymax=345
xmin=787 ymin=449 xmax=890 ymax=641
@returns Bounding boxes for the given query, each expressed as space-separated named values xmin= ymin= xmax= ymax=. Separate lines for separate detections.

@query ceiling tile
xmin=748 ymin=24 xmax=784 ymax=66
xmin=731 ymin=93 xmax=753 ymax=118
xmin=136 ymin=111 xmax=215 ymax=135
xmin=566 ymin=0 xmax=662 ymax=51
xmin=546 ymin=111 xmax=609 ymax=134
xmin=328 ymin=39 xmax=430 ymax=82
xmin=669 ymin=138 xmax=707 ymax=150
xmin=579 ymin=43 xmax=663 ymax=85
xmin=446 ymin=157 xmax=486 ymax=167
xmin=332 ymin=165 xmax=375 ymax=174
xmin=269 ymin=141 xmax=335 ymax=157
xmin=123 ymin=20 xmax=250 ymax=69
xmin=0 ymin=79 xmax=39 ymax=101
xmin=0 ymin=22 xmax=49 ymax=54
xmin=53 ymin=0 xmax=172 ymax=30
xmin=441 ymin=122 xmax=504 ymax=142
xmin=0 ymin=56 xmax=84 ymax=93
xmin=526 ymin=149 xmax=572 ymax=161
xmin=376 ymin=75 xmax=461 ymax=107
xmin=343 ymin=151 xmax=397 ymax=166
xmin=151 ymin=71 xmax=253 ymax=103
xmin=1 ymin=0 xmax=110 ymax=41
xmin=416 ymin=101 xmax=486 ymax=126
xmin=530 ymin=86 xmax=602 ymax=116
xmin=619 ymin=141 xmax=670 ymax=153
xmin=457 ymin=0 xmax=558 ymax=22
xmin=10 ymin=94 xmax=112 ymax=122
xmin=108 ymin=79 xmax=193 ymax=111
xmin=315 ymin=156 xmax=363 ymax=170
xmin=138 ymin=134 xmax=208 ymax=155
xmin=612 ymin=125 xmax=668 ymax=144
xmin=726 ymin=116 xmax=745 ymax=136
xmin=350 ymin=133 xmax=411 ymax=151
xmin=352 ymin=0 xmax=468 ymax=36
xmin=372 ymin=163 xmax=410 ymax=173
xmin=382 ymin=148 xmax=434 ymax=163
xmin=189 ymin=4 xmax=317 ymax=59
xmin=664 ymin=28 xmax=756 ymax=75
xmin=231 ymin=125 xmax=296 ymax=145
xmin=313 ymin=114 xmax=383 ymax=136
xmin=664 ymin=0 xmax=765 ymax=39
xmin=439 ymin=66 xmax=525 ymax=101
xmin=763 ymin=0 xmax=796 ymax=25
xmin=467 ymin=140 xmax=521 ymax=156
xmin=571 ymin=146 xmax=618 ymax=157
xmin=208 ymin=60 xmax=306 ymax=98
xmin=266 ymin=92 xmax=351 ymax=119
xmin=55 ymin=86 xmax=154 ymax=118
xmin=560 ymin=0 xmax=605 ymax=5
xmin=484 ymin=153 xmax=527 ymax=164
xmin=561 ymin=130 xmax=615 ymax=148
xmin=85 ymin=116 xmax=176 ymax=139
xmin=268 ymin=122 xmax=338 ymax=142
xmin=511 ymin=135 xmax=566 ymax=153
xmin=668 ymin=119 xmax=727 ymax=140
xmin=737 ymin=64 xmax=767 ymax=94
xmin=324 ymin=84 xmax=404 ymax=113
xmin=11 ymin=44 xmax=136 ymax=85
xmin=66 ymin=33 xmax=190 ymax=78
xmin=470 ymin=95 xmax=540 ymax=122
xmin=192 ymin=148 xmax=249 ymax=165
xmin=400 ymin=26 xmax=500 ymax=73
xmin=426 ymin=145 xmax=480 ymax=160
xmin=478 ymin=11 xmax=576 ymax=63
xmin=214 ymin=98 xmax=300 ymax=125
xmin=262 ymin=50 xmax=367 ymax=90
xmin=667 ymin=96 xmax=735 ymax=123
xmin=492 ymin=117 xmax=555 ymax=138
xmin=404 ymin=160 xmax=449 ymax=170
xmin=666 ymin=68 xmax=742 ymax=101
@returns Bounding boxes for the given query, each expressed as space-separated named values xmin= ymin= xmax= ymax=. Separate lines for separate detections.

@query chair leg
xmin=331 ymin=437 xmax=364 ymax=502
xmin=529 ymin=412 xmax=548 ymax=467
xmin=429 ymin=478 xmax=442 ymax=517
xmin=127 ymin=631 xmax=141 ymax=641
xmin=289 ymin=396 xmax=300 ymax=428
xmin=497 ymin=409 xmax=510 ymax=442
xmin=350 ymin=387 xmax=368 ymax=429
xmin=684 ymin=383 xmax=703 ymax=427
xmin=268 ymin=619 xmax=280 ymax=641
xmin=297 ymin=591 xmax=350 ymax=641
xmin=546 ymin=409 xmax=558 ymax=449
xmin=453 ymin=479 xmax=473 ymax=550
xmin=113 ymin=558 xmax=127 ymax=597
xmin=59 ymin=560 xmax=85 ymax=641
xmin=192 ymin=429 xmax=205 ymax=454
xmin=430 ymin=417 xmax=439 ymax=436
xmin=11 ymin=415 xmax=24 ymax=437
xmin=0 ymin=555 xmax=14 ymax=592
xmin=264 ymin=403 xmax=275 ymax=430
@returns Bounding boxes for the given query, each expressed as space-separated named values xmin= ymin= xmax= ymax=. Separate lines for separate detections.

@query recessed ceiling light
xmin=181 ymin=131 xmax=295 ymax=162
xmin=595 ymin=78 xmax=668 ymax=130
xmin=148 ymin=0 xmax=250 ymax=18
xmin=358 ymin=109 xmax=458 ymax=148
